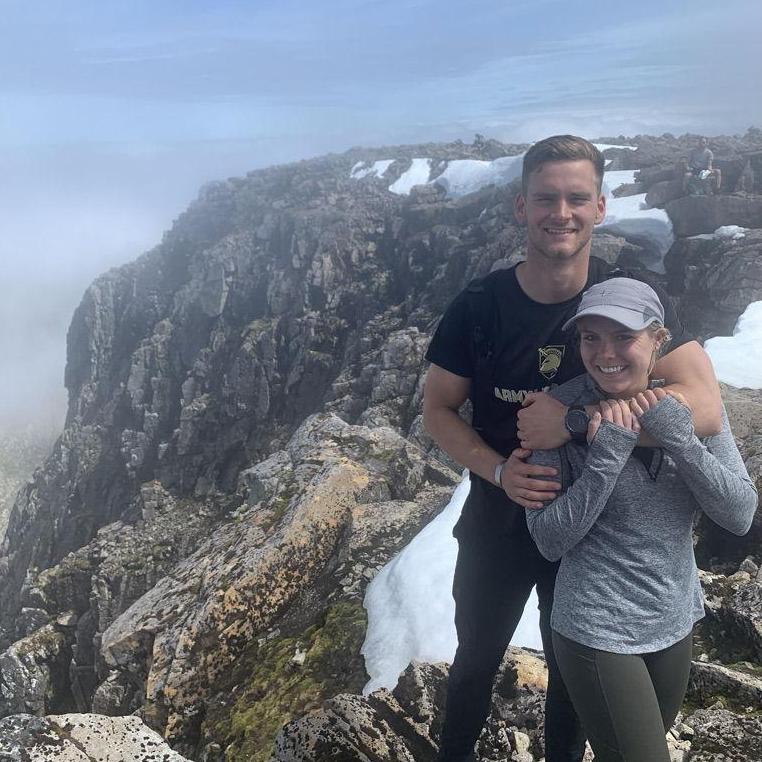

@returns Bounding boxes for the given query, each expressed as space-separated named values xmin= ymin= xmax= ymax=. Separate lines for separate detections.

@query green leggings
xmin=552 ymin=631 xmax=693 ymax=762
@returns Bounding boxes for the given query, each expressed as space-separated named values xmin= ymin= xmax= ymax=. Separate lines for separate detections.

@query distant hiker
xmin=423 ymin=134 xmax=724 ymax=762
xmin=681 ymin=136 xmax=721 ymax=194
xmin=525 ymin=278 xmax=757 ymax=762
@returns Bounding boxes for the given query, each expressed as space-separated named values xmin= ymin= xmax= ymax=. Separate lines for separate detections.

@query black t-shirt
xmin=425 ymin=257 xmax=691 ymax=539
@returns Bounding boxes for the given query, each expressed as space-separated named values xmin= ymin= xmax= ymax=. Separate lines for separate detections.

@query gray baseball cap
xmin=562 ymin=277 xmax=665 ymax=331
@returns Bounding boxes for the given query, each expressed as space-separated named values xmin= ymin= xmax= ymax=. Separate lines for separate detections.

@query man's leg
xmin=437 ymin=534 xmax=535 ymax=762
xmin=536 ymin=558 xmax=586 ymax=762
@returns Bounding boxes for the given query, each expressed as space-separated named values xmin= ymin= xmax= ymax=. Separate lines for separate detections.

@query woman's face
xmin=578 ymin=315 xmax=660 ymax=399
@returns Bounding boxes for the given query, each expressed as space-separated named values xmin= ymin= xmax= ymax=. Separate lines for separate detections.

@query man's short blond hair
xmin=522 ymin=135 xmax=605 ymax=193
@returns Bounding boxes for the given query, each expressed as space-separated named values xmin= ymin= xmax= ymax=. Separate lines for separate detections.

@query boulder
xmin=697 ymin=570 xmax=762 ymax=664
xmin=645 ymin=179 xmax=684 ymax=208
xmin=272 ymin=649 xmax=552 ymax=762
xmin=665 ymin=194 xmax=762 ymax=237
xmin=590 ymin=233 xmax=645 ymax=265
xmin=0 ymin=625 xmax=71 ymax=718
xmin=688 ymin=660 xmax=762 ymax=709
xmin=0 ymin=713 xmax=190 ymax=761
xmin=669 ymin=229 xmax=762 ymax=339
xmin=682 ymin=708 xmax=762 ymax=761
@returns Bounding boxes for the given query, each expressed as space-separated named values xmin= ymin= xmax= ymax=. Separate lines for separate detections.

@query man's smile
xmin=543 ymin=226 xmax=577 ymax=235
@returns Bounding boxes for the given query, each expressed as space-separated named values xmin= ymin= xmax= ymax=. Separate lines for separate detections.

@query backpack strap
xmin=464 ymin=277 xmax=498 ymax=432
xmin=465 ymin=278 xmax=495 ymax=363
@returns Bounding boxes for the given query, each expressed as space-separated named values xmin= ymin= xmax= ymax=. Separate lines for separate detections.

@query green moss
xmin=683 ymin=691 xmax=762 ymax=718
xmin=203 ymin=601 xmax=368 ymax=762
xmin=260 ymin=482 xmax=298 ymax=532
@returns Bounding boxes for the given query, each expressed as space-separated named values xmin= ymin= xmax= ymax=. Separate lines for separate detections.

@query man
xmin=423 ymin=135 xmax=722 ymax=762
xmin=682 ymin=136 xmax=721 ymax=194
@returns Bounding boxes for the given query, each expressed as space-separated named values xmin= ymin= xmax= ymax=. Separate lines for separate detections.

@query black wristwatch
xmin=564 ymin=405 xmax=590 ymax=442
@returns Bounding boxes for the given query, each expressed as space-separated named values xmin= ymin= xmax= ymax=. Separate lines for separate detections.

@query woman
xmin=524 ymin=277 xmax=757 ymax=762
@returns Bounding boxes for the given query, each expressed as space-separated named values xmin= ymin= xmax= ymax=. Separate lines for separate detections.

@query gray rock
xmin=273 ymin=650 xmax=549 ymax=762
xmin=0 ymin=712 xmax=191 ymax=761
xmin=645 ymin=179 xmax=683 ymax=208
xmin=688 ymin=660 xmax=762 ymax=709
xmin=665 ymin=194 xmax=762 ymax=237
xmin=0 ymin=626 xmax=69 ymax=717
xmin=683 ymin=708 xmax=762 ymax=761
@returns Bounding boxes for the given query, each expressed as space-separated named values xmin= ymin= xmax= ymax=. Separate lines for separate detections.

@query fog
xmin=0 ymin=142 xmax=270 ymax=429
xmin=1 ymin=0 xmax=760 ymax=434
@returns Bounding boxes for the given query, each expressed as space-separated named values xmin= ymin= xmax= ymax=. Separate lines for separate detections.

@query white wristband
xmin=494 ymin=460 xmax=508 ymax=488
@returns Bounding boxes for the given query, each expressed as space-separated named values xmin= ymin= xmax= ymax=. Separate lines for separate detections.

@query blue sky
xmin=0 ymin=0 xmax=760 ymax=427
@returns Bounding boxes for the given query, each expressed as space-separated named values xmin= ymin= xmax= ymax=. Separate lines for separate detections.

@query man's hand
xmin=651 ymin=341 xmax=721 ymax=436
xmin=517 ymin=392 xmax=570 ymax=450
xmin=501 ymin=447 xmax=561 ymax=510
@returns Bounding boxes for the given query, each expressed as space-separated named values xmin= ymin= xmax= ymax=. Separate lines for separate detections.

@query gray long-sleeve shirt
xmin=525 ymin=374 xmax=757 ymax=653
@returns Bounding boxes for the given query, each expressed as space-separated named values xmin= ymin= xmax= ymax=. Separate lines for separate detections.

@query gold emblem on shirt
xmin=538 ymin=345 xmax=565 ymax=380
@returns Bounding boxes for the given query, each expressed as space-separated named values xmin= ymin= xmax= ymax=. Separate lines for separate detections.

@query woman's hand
xmin=629 ymin=387 xmax=682 ymax=418
xmin=587 ymin=399 xmax=641 ymax=444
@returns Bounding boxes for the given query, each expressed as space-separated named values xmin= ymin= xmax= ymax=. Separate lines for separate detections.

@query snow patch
xmin=594 ymin=143 xmax=638 ymax=152
xmin=433 ymin=155 xmax=524 ymax=198
xmin=388 ymin=158 xmax=432 ymax=195
xmin=362 ymin=473 xmax=543 ymax=694
xmin=351 ymin=159 xmax=395 ymax=180
xmin=598 ymin=171 xmax=673 ymax=273
xmin=688 ymin=225 xmax=748 ymax=242
xmin=602 ymin=170 xmax=638 ymax=194
xmin=704 ymin=301 xmax=762 ymax=389
xmin=715 ymin=225 xmax=747 ymax=240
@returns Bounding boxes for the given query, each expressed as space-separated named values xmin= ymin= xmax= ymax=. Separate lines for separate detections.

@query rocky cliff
xmin=0 ymin=130 xmax=761 ymax=761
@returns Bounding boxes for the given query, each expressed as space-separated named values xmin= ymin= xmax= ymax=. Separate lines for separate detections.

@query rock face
xmin=0 ymin=131 xmax=760 ymax=760
xmin=665 ymin=228 xmax=762 ymax=339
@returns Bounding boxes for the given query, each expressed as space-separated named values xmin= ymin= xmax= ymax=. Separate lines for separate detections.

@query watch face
xmin=566 ymin=408 xmax=590 ymax=435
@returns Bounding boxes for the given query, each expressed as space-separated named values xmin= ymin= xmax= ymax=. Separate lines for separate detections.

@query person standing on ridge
xmin=423 ymin=134 xmax=724 ymax=762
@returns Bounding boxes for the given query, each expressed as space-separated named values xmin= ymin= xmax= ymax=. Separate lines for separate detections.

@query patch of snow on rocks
xmin=388 ymin=158 xmax=432 ymax=195
xmin=351 ymin=159 xmax=395 ymax=180
xmin=598 ymin=170 xmax=673 ymax=273
xmin=362 ymin=473 xmax=543 ymax=694
xmin=715 ymin=225 xmax=748 ymax=240
xmin=689 ymin=225 xmax=749 ymax=242
xmin=602 ymin=170 xmax=638 ymax=193
xmin=594 ymin=143 xmax=637 ymax=152
xmin=704 ymin=301 xmax=762 ymax=389
xmin=433 ymin=155 xmax=524 ymax=198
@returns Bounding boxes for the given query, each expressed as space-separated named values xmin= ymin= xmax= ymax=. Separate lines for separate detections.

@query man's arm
xmin=652 ymin=340 xmax=722 ymax=436
xmin=422 ymin=363 xmax=561 ymax=508
xmin=516 ymin=341 xmax=722 ymax=450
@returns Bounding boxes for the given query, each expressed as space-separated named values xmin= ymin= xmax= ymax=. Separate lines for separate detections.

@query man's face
xmin=514 ymin=160 xmax=606 ymax=263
